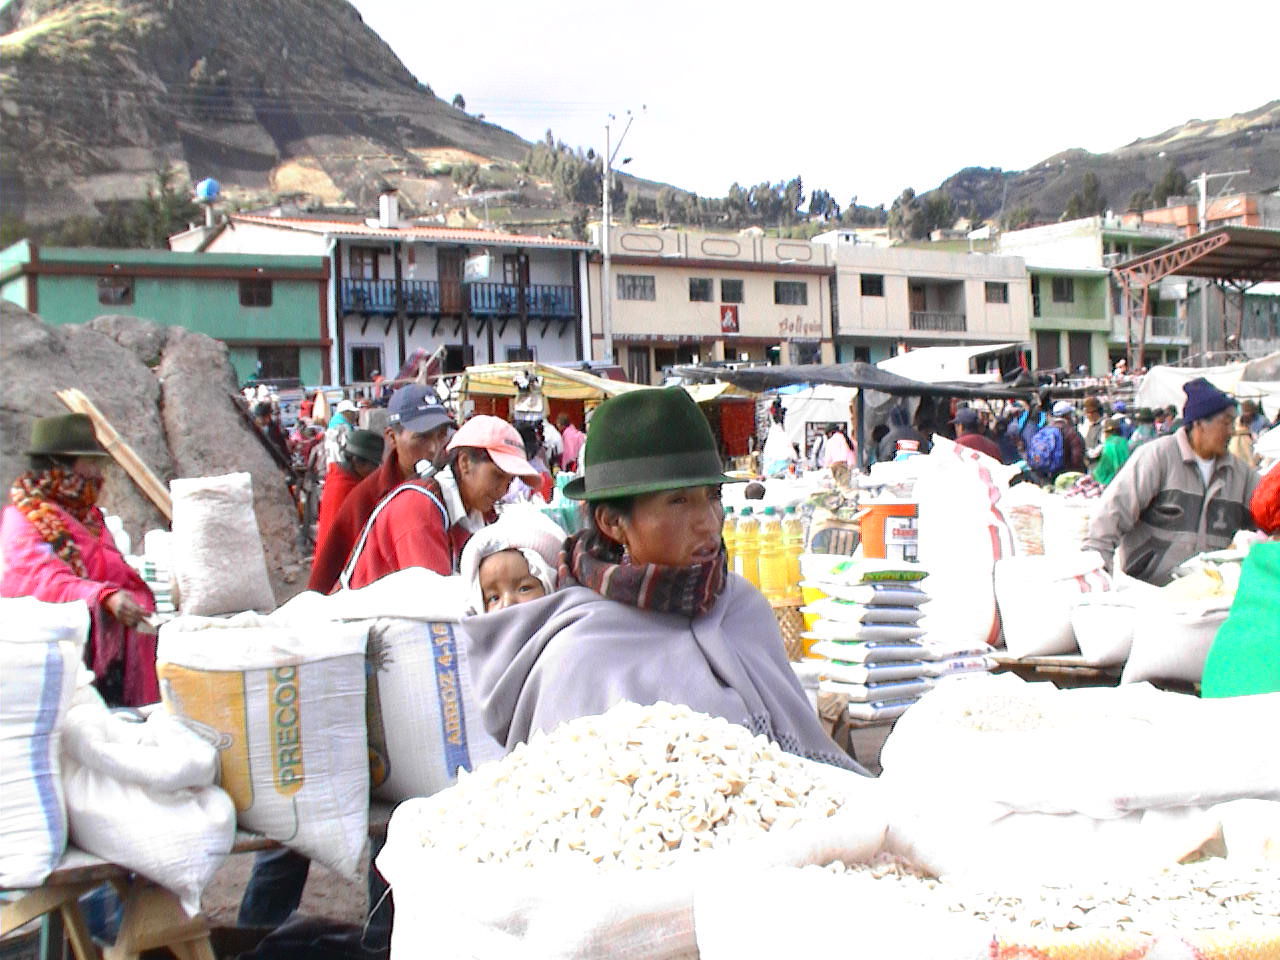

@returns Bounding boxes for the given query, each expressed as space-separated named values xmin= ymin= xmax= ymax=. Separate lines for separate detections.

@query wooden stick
xmin=55 ymin=388 xmax=173 ymax=523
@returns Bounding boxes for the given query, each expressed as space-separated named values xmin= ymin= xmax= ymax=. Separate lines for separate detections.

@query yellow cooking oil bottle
xmin=735 ymin=505 xmax=760 ymax=587
xmin=782 ymin=504 xmax=805 ymax=603
xmin=757 ymin=506 xmax=788 ymax=604
xmin=722 ymin=505 xmax=738 ymax=570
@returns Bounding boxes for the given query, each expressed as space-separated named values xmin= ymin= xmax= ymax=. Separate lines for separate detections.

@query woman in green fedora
xmin=463 ymin=387 xmax=865 ymax=773
xmin=1 ymin=414 xmax=158 ymax=706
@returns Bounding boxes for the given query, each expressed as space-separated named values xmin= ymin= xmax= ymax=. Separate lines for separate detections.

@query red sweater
xmin=308 ymin=457 xmax=405 ymax=594
xmin=955 ymin=432 xmax=1003 ymax=462
xmin=341 ymin=479 xmax=472 ymax=590
xmin=315 ymin=462 xmax=361 ymax=552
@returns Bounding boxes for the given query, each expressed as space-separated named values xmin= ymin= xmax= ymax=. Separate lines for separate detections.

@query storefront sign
xmin=720 ymin=305 xmax=740 ymax=333
xmin=778 ymin=315 xmax=822 ymax=338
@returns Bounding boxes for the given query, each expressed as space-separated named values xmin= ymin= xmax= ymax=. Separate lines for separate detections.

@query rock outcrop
xmin=0 ymin=302 xmax=307 ymax=604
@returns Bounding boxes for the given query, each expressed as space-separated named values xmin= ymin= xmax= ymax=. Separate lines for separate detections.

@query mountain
xmin=924 ymin=101 xmax=1280 ymax=227
xmin=0 ymin=0 xmax=537 ymax=225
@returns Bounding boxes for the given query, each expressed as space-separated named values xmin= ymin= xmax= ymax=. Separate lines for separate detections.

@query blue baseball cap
xmin=387 ymin=384 xmax=451 ymax=434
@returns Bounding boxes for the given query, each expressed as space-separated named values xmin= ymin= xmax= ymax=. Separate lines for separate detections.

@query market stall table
xmin=993 ymin=653 xmax=1121 ymax=688
xmin=1 ymin=803 xmax=395 ymax=960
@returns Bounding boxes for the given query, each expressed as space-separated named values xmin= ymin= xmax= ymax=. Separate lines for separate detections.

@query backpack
xmin=1026 ymin=424 xmax=1065 ymax=475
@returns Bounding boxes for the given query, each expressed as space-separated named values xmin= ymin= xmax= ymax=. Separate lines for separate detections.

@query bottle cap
xmin=763 ymin=506 xmax=776 ymax=515
xmin=740 ymin=506 xmax=753 ymax=515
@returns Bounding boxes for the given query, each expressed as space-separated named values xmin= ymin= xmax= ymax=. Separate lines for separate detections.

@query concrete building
xmin=172 ymin=196 xmax=591 ymax=384
xmin=996 ymin=216 xmax=1185 ymax=371
xmin=813 ymin=229 xmax=1030 ymax=365
xmin=0 ymin=241 xmax=330 ymax=384
xmin=1142 ymin=191 xmax=1280 ymax=238
xmin=585 ymin=228 xmax=837 ymax=385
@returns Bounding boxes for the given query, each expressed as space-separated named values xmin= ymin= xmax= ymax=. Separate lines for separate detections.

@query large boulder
xmin=158 ymin=326 xmax=307 ymax=601
xmin=1 ymin=303 xmax=172 ymax=543
xmin=1 ymin=303 xmax=308 ymax=605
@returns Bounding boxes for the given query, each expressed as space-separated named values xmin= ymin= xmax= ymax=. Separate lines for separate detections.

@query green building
xmin=1 ymin=241 xmax=331 ymax=385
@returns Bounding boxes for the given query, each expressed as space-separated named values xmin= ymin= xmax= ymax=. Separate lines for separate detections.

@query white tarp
xmin=877 ymin=344 xmax=1017 ymax=384
xmin=778 ymin=385 xmax=857 ymax=454
xmin=1136 ymin=353 xmax=1280 ymax=419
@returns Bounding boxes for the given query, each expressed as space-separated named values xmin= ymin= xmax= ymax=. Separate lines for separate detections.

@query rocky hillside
xmin=0 ymin=0 xmax=533 ymax=224
xmin=926 ymin=100 xmax=1280 ymax=226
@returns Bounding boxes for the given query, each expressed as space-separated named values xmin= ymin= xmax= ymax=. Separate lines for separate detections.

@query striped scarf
xmin=560 ymin=529 xmax=726 ymax=618
xmin=10 ymin=468 xmax=103 ymax=578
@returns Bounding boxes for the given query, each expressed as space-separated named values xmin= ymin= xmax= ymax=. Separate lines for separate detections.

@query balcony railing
xmin=1111 ymin=314 xmax=1189 ymax=341
xmin=341 ymin=278 xmax=575 ymax=318
xmin=909 ymin=311 xmax=966 ymax=332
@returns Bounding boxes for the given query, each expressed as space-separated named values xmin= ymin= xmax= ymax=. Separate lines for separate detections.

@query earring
xmin=620 ymin=544 xmax=632 ymax=564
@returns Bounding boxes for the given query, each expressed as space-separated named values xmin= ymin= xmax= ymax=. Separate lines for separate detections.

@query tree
xmin=452 ymin=162 xmax=479 ymax=191
xmin=624 ymin=189 xmax=639 ymax=224
xmin=921 ymin=190 xmax=955 ymax=234
xmin=1151 ymin=163 xmax=1189 ymax=207
xmin=1128 ymin=189 xmax=1151 ymax=212
xmin=451 ymin=93 xmax=466 ymax=111
xmin=888 ymin=188 xmax=926 ymax=240
xmin=781 ymin=176 xmax=804 ymax=223
xmin=656 ymin=186 xmax=675 ymax=225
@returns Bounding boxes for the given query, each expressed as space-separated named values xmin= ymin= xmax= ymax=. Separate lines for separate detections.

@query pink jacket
xmin=1 ymin=504 xmax=158 ymax=705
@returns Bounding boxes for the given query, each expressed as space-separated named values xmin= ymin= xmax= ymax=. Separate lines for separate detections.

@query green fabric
xmin=1093 ymin=434 xmax=1130 ymax=486
xmin=564 ymin=387 xmax=737 ymax=500
xmin=25 ymin=414 xmax=107 ymax=457
xmin=1202 ymin=541 xmax=1280 ymax=698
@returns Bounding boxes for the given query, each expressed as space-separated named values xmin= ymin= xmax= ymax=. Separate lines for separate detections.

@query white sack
xmin=274 ymin=570 xmax=504 ymax=803
xmin=1121 ymin=599 xmax=1231 ymax=685
xmin=1214 ymin=799 xmax=1280 ymax=864
xmin=1041 ymin=495 xmax=1099 ymax=556
xmin=995 ymin=551 xmax=1110 ymax=658
xmin=378 ymin=763 xmax=885 ymax=960
xmin=60 ymin=692 xmax=235 ymax=916
xmin=156 ymin=612 xmax=370 ymax=878
xmin=0 ymin=598 xmax=85 ymax=888
xmin=915 ymin=436 xmax=1013 ymax=649
xmin=1069 ymin=574 xmax=1161 ymax=667
xmin=169 ymin=472 xmax=275 ymax=616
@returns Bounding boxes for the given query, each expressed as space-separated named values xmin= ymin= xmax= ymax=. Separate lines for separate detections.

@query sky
xmin=350 ymin=0 xmax=1276 ymax=210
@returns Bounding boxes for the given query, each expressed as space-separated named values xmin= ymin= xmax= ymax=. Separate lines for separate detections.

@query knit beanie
xmin=1250 ymin=467 xmax=1280 ymax=535
xmin=459 ymin=504 xmax=567 ymax=614
xmin=1182 ymin=377 xmax=1235 ymax=425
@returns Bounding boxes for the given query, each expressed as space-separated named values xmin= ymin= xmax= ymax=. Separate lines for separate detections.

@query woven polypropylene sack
xmin=170 ymin=473 xmax=275 ymax=616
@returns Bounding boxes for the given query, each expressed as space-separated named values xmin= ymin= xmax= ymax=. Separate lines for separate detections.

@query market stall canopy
xmin=1136 ymin=351 xmax=1280 ymax=417
xmin=1113 ymin=227 xmax=1280 ymax=284
xmin=876 ymin=343 xmax=1022 ymax=384
xmin=456 ymin=362 xmax=644 ymax=400
xmin=671 ymin=362 xmax=1034 ymax=400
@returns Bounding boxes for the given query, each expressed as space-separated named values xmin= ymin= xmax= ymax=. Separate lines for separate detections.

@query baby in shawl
xmin=459 ymin=504 xmax=566 ymax=615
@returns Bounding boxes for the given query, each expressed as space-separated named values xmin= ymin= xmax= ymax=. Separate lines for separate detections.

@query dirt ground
xmin=202 ymin=849 xmax=368 ymax=928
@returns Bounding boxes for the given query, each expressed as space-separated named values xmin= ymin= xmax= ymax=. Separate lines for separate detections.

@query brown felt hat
xmin=25 ymin=414 xmax=108 ymax=458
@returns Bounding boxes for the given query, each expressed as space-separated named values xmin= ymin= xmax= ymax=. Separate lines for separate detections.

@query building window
xmin=239 ymin=279 xmax=273 ymax=307
xmin=773 ymin=281 xmax=807 ymax=305
xmin=688 ymin=277 xmax=713 ymax=302
xmin=860 ymin=274 xmax=884 ymax=297
xmin=791 ymin=341 xmax=821 ymax=364
xmin=1051 ymin=277 xmax=1074 ymax=303
xmin=852 ymin=345 xmax=871 ymax=363
xmin=444 ymin=344 xmax=476 ymax=374
xmin=720 ymin=279 xmax=744 ymax=303
xmin=506 ymin=345 xmax=535 ymax=362
xmin=627 ymin=346 xmax=651 ymax=384
xmin=257 ymin=346 xmax=300 ymax=380
xmin=984 ymin=281 xmax=1008 ymax=304
xmin=350 ymin=345 xmax=383 ymax=382
xmin=617 ymin=274 xmax=655 ymax=301
xmin=97 ymin=276 xmax=133 ymax=305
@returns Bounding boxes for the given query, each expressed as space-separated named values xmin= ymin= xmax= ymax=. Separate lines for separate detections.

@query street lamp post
xmin=601 ymin=108 xmax=642 ymax=365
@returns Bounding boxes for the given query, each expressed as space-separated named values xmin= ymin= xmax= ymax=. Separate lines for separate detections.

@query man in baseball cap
xmin=340 ymin=414 xmax=539 ymax=591
xmin=307 ymin=383 xmax=455 ymax=594
xmin=949 ymin=406 xmax=1001 ymax=461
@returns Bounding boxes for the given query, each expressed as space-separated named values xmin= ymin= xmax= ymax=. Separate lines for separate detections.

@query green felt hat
xmin=563 ymin=387 xmax=739 ymax=500
xmin=342 ymin=429 xmax=385 ymax=466
xmin=25 ymin=414 xmax=108 ymax=458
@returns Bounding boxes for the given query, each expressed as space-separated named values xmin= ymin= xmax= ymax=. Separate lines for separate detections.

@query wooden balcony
xmin=341 ymin=279 xmax=576 ymax=318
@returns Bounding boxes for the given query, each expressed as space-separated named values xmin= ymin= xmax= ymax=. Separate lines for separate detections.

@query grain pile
xmin=409 ymin=701 xmax=845 ymax=870
xmin=810 ymin=855 xmax=1280 ymax=934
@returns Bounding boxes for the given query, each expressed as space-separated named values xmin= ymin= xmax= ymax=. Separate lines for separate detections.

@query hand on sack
xmin=104 ymin=591 xmax=147 ymax=628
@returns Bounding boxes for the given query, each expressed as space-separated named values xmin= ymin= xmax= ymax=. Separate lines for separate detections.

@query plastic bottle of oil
xmin=722 ymin=505 xmax=738 ymax=571
xmin=757 ymin=506 xmax=788 ymax=604
xmin=735 ymin=506 xmax=760 ymax=588
xmin=782 ymin=504 xmax=805 ymax=603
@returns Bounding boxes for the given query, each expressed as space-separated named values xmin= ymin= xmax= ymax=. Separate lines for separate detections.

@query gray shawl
xmin=460 ymin=574 xmax=865 ymax=773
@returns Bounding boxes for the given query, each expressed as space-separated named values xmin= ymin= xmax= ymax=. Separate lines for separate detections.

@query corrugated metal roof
xmin=1114 ymin=227 xmax=1280 ymax=283
xmin=231 ymin=215 xmax=591 ymax=250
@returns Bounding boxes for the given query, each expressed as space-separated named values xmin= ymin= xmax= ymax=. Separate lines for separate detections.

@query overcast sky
xmin=350 ymin=0 xmax=1275 ymax=209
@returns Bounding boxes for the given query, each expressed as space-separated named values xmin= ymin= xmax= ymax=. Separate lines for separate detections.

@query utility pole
xmin=1192 ymin=168 xmax=1248 ymax=364
xmin=601 ymin=108 xmax=643 ymax=365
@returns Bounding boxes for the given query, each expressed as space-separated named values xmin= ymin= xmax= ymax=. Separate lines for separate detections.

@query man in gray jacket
xmin=1084 ymin=378 xmax=1259 ymax=585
